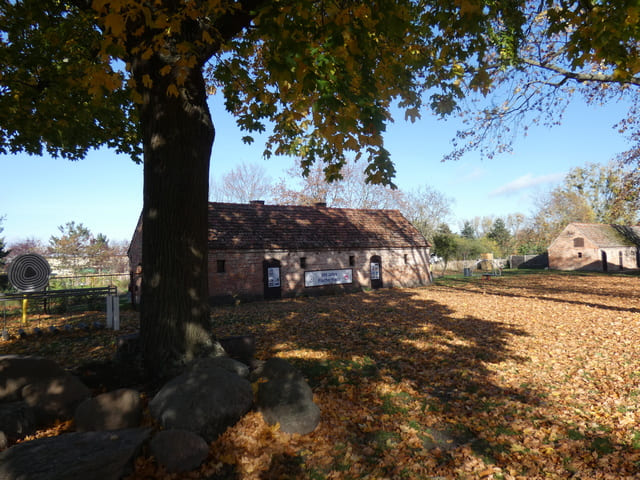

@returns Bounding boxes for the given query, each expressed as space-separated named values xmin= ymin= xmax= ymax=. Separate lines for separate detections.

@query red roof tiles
xmin=207 ymin=202 xmax=429 ymax=250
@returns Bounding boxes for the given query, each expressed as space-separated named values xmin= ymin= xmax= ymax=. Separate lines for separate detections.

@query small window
xmin=574 ymin=237 xmax=584 ymax=247
xmin=577 ymin=252 xmax=582 ymax=258
xmin=349 ymin=255 xmax=355 ymax=266
xmin=216 ymin=259 xmax=226 ymax=273
xmin=300 ymin=257 xmax=307 ymax=269
xmin=404 ymin=254 xmax=408 ymax=265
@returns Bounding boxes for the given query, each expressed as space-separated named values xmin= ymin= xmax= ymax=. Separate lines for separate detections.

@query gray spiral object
xmin=7 ymin=253 xmax=51 ymax=292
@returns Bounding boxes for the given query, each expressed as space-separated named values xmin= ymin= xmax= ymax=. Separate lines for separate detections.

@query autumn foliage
xmin=2 ymin=272 xmax=640 ymax=479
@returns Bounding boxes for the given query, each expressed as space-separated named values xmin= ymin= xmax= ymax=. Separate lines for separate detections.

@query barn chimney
xmin=314 ymin=202 xmax=327 ymax=207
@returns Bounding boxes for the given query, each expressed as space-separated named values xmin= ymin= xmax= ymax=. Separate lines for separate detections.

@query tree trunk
xmin=134 ymin=56 xmax=216 ymax=378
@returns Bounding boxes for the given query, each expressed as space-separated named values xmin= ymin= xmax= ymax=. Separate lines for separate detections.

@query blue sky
xmin=0 ymin=92 xmax=632 ymax=246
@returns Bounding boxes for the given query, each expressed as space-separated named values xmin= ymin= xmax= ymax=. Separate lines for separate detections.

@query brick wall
xmin=208 ymin=246 xmax=431 ymax=303
xmin=548 ymin=230 xmax=638 ymax=271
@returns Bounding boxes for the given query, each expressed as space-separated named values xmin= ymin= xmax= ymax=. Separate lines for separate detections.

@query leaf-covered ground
xmin=2 ymin=272 xmax=640 ymax=479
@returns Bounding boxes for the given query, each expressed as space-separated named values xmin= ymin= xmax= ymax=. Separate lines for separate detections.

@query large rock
xmin=255 ymin=358 xmax=321 ymax=435
xmin=149 ymin=363 xmax=253 ymax=442
xmin=74 ymin=389 xmax=142 ymax=432
xmin=219 ymin=335 xmax=255 ymax=365
xmin=0 ymin=402 xmax=36 ymax=439
xmin=192 ymin=356 xmax=250 ymax=379
xmin=149 ymin=429 xmax=209 ymax=473
xmin=0 ymin=427 xmax=151 ymax=480
xmin=0 ymin=355 xmax=90 ymax=424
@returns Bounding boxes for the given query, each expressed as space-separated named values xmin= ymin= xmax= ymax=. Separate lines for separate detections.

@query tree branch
xmin=521 ymin=57 xmax=640 ymax=87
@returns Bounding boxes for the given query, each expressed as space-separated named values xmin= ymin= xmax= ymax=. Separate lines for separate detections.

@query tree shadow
xmin=210 ymin=289 xmax=536 ymax=475
xmin=438 ymin=273 xmax=640 ymax=314
xmin=210 ymin=282 xmax=640 ymax=478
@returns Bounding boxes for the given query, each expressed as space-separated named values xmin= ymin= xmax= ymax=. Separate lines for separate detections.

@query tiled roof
xmin=570 ymin=223 xmax=640 ymax=247
xmin=207 ymin=202 xmax=430 ymax=250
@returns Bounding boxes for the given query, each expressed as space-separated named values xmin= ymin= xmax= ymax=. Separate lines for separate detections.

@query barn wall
xmin=208 ymin=246 xmax=431 ymax=303
xmin=548 ymin=229 xmax=639 ymax=271
xmin=127 ymin=220 xmax=143 ymax=272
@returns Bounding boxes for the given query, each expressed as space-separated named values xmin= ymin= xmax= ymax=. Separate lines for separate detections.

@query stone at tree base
xmin=149 ymin=429 xmax=209 ymax=473
xmin=149 ymin=363 xmax=253 ymax=442
xmin=0 ymin=355 xmax=90 ymax=425
xmin=0 ymin=402 xmax=36 ymax=439
xmin=255 ymin=358 xmax=321 ymax=435
xmin=0 ymin=355 xmax=70 ymax=401
xmin=219 ymin=335 xmax=256 ymax=364
xmin=0 ymin=427 xmax=151 ymax=480
xmin=74 ymin=388 xmax=142 ymax=432
xmin=21 ymin=376 xmax=90 ymax=424
xmin=114 ymin=333 xmax=140 ymax=364
xmin=192 ymin=356 xmax=250 ymax=378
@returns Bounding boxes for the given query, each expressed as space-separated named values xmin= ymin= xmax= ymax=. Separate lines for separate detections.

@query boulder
xmin=255 ymin=358 xmax=321 ymax=435
xmin=74 ymin=389 xmax=142 ymax=432
xmin=0 ymin=427 xmax=151 ymax=480
xmin=192 ymin=356 xmax=250 ymax=379
xmin=219 ymin=335 xmax=255 ymax=364
xmin=149 ymin=429 xmax=209 ymax=473
xmin=0 ymin=402 xmax=36 ymax=439
xmin=0 ymin=355 xmax=68 ymax=401
xmin=149 ymin=363 xmax=253 ymax=442
xmin=0 ymin=355 xmax=90 ymax=424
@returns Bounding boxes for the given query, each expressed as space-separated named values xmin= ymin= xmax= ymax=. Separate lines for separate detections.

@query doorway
xmin=263 ymin=259 xmax=282 ymax=299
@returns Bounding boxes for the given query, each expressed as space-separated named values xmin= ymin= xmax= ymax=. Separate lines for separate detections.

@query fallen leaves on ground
xmin=2 ymin=272 xmax=639 ymax=479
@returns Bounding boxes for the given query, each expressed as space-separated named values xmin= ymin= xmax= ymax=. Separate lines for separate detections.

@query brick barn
xmin=129 ymin=201 xmax=432 ymax=304
xmin=548 ymin=222 xmax=640 ymax=272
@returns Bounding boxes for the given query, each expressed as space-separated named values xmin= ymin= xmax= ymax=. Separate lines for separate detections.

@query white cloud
xmin=490 ymin=173 xmax=564 ymax=197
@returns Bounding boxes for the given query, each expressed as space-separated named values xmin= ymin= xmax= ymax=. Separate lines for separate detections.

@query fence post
xmin=106 ymin=294 xmax=120 ymax=331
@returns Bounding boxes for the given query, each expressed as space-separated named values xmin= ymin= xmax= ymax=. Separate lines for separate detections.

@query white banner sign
xmin=305 ymin=269 xmax=353 ymax=287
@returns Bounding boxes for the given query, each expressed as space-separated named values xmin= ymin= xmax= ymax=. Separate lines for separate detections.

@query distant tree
xmin=563 ymin=162 xmax=640 ymax=224
xmin=398 ymin=186 xmax=453 ymax=243
xmin=432 ymin=223 xmax=457 ymax=275
xmin=455 ymin=236 xmax=497 ymax=263
xmin=529 ymin=189 xmax=595 ymax=249
xmin=272 ymin=158 xmax=403 ymax=209
xmin=49 ymin=222 xmax=93 ymax=275
xmin=487 ymin=218 xmax=512 ymax=257
xmin=210 ymin=163 xmax=273 ymax=204
xmin=460 ymin=221 xmax=476 ymax=239
xmin=0 ymin=216 xmax=9 ymax=271
xmin=87 ymin=233 xmax=114 ymax=274
xmin=5 ymin=237 xmax=46 ymax=264
xmin=48 ymin=222 xmax=116 ymax=276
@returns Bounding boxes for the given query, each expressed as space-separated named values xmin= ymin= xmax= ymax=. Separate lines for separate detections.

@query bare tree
xmin=210 ymin=162 xmax=273 ymax=203
xmin=396 ymin=185 xmax=454 ymax=242
xmin=6 ymin=237 xmax=46 ymax=265
xmin=272 ymin=158 xmax=403 ymax=209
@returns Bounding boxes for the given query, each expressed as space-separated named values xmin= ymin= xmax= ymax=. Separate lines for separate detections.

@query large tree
xmin=3 ymin=0 xmax=509 ymax=376
xmin=4 ymin=1 xmax=637 ymax=377
xmin=448 ymin=1 xmax=640 ymax=177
